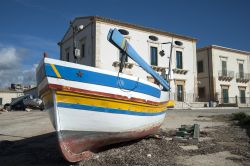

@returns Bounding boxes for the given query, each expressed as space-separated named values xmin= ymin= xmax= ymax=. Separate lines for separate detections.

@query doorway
xmin=222 ymin=88 xmax=229 ymax=103
xmin=177 ymin=85 xmax=184 ymax=101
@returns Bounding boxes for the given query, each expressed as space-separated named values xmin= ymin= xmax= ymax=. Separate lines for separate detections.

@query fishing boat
xmin=36 ymin=28 xmax=174 ymax=162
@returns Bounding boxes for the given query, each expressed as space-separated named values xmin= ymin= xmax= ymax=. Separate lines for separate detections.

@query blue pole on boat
xmin=107 ymin=28 xmax=170 ymax=91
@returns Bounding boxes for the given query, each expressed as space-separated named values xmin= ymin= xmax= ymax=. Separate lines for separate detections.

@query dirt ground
xmin=0 ymin=109 xmax=250 ymax=166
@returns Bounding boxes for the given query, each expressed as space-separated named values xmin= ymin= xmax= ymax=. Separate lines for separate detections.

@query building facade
xmin=24 ymin=87 xmax=38 ymax=98
xmin=59 ymin=16 xmax=198 ymax=103
xmin=197 ymin=45 xmax=250 ymax=106
xmin=0 ymin=90 xmax=23 ymax=106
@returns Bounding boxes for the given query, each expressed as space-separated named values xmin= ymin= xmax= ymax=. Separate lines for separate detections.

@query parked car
xmin=4 ymin=95 xmax=44 ymax=111
xmin=23 ymin=97 xmax=44 ymax=110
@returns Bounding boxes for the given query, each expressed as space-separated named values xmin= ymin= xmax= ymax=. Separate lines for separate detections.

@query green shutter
xmin=222 ymin=61 xmax=227 ymax=76
xmin=176 ymin=51 xmax=183 ymax=69
xmin=239 ymin=63 xmax=244 ymax=78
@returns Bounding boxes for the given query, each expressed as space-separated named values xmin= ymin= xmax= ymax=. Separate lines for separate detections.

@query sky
xmin=0 ymin=0 xmax=249 ymax=88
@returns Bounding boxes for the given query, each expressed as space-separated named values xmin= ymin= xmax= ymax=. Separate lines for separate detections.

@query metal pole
xmin=167 ymin=43 xmax=173 ymax=100
xmin=73 ymin=28 xmax=77 ymax=63
xmin=161 ymin=42 xmax=173 ymax=99
xmin=162 ymin=41 xmax=183 ymax=100
xmin=70 ymin=21 xmax=77 ymax=63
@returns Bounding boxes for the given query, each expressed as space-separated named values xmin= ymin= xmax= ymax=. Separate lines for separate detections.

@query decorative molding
xmin=112 ymin=61 xmax=134 ymax=69
xmin=172 ymin=68 xmax=188 ymax=75
xmin=219 ymin=55 xmax=228 ymax=60
xmin=236 ymin=58 xmax=244 ymax=62
xmin=151 ymin=65 xmax=166 ymax=72
xmin=147 ymin=40 xmax=160 ymax=45
xmin=220 ymin=84 xmax=230 ymax=88
xmin=173 ymin=45 xmax=184 ymax=50
xmin=238 ymin=86 xmax=247 ymax=90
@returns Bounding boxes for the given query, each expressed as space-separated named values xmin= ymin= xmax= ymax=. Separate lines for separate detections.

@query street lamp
xmin=70 ymin=21 xmax=84 ymax=63
xmin=160 ymin=41 xmax=183 ymax=98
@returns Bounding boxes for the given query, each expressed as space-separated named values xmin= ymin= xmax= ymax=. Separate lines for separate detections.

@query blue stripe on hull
xmin=45 ymin=63 xmax=160 ymax=98
xmin=57 ymin=102 xmax=166 ymax=116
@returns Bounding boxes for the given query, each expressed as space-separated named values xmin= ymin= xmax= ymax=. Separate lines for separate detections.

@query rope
xmin=117 ymin=71 xmax=139 ymax=92
xmin=117 ymin=52 xmax=139 ymax=92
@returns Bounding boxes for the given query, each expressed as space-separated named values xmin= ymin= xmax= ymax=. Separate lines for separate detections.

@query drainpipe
xmin=207 ymin=48 xmax=212 ymax=107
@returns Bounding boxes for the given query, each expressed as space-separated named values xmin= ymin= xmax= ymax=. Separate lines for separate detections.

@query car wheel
xmin=6 ymin=106 xmax=11 ymax=111
xmin=3 ymin=104 xmax=10 ymax=110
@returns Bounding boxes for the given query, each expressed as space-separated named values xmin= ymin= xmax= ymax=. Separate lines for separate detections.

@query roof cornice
xmin=74 ymin=16 xmax=197 ymax=42
xmin=197 ymin=45 xmax=250 ymax=55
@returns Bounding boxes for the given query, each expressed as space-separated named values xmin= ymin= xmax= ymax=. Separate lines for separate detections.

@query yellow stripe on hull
xmin=56 ymin=91 xmax=168 ymax=114
xmin=50 ymin=64 xmax=61 ymax=78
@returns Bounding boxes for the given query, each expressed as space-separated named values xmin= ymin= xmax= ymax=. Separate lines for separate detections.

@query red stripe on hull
xmin=58 ymin=125 xmax=160 ymax=162
xmin=46 ymin=84 xmax=166 ymax=106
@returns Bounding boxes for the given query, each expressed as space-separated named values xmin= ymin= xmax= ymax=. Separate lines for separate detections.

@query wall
xmin=24 ymin=87 xmax=38 ymax=98
xmin=197 ymin=49 xmax=210 ymax=101
xmin=212 ymin=48 xmax=250 ymax=100
xmin=96 ymin=22 xmax=197 ymax=102
xmin=60 ymin=18 xmax=96 ymax=67
xmin=0 ymin=91 xmax=24 ymax=106
xmin=59 ymin=18 xmax=197 ymax=102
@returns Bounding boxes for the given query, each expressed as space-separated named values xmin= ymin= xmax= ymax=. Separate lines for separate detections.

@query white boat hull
xmin=37 ymin=58 xmax=173 ymax=162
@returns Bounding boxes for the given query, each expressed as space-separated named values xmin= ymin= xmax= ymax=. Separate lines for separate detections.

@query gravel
xmin=0 ymin=110 xmax=250 ymax=166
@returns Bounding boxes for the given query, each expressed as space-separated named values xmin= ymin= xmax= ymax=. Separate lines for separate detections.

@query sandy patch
xmin=176 ymin=151 xmax=244 ymax=166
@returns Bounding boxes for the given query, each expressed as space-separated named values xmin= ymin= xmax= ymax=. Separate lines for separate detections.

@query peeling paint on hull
xmin=58 ymin=125 xmax=160 ymax=162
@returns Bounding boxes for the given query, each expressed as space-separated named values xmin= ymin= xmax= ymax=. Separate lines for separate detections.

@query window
xmin=81 ymin=44 xmax=85 ymax=58
xmin=222 ymin=60 xmax=227 ymax=76
xmin=176 ymin=51 xmax=183 ymax=69
xmin=240 ymin=89 xmax=246 ymax=103
xmin=149 ymin=35 xmax=158 ymax=41
xmin=0 ymin=98 xmax=2 ymax=105
xmin=66 ymin=52 xmax=70 ymax=62
xmin=197 ymin=61 xmax=204 ymax=73
xmin=118 ymin=29 xmax=129 ymax=35
xmin=198 ymin=87 xmax=205 ymax=98
xmin=119 ymin=51 xmax=128 ymax=62
xmin=239 ymin=63 xmax=244 ymax=78
xmin=150 ymin=46 xmax=158 ymax=66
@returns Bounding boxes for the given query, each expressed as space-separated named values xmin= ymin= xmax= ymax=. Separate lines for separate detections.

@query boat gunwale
xmin=44 ymin=57 xmax=161 ymax=90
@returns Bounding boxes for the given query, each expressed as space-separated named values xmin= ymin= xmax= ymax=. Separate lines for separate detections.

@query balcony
xmin=112 ymin=61 xmax=134 ymax=69
xmin=236 ymin=73 xmax=250 ymax=83
xmin=151 ymin=65 xmax=166 ymax=72
xmin=218 ymin=70 xmax=234 ymax=81
xmin=172 ymin=68 xmax=188 ymax=75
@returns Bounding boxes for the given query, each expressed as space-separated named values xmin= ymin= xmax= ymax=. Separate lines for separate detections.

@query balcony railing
xmin=236 ymin=73 xmax=250 ymax=83
xmin=218 ymin=70 xmax=234 ymax=81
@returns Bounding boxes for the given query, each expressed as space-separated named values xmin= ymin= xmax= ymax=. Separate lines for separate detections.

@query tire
xmin=6 ymin=106 xmax=11 ymax=111
xmin=3 ymin=104 xmax=10 ymax=110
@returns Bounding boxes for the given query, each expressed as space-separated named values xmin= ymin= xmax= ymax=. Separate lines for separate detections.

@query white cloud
xmin=0 ymin=47 xmax=21 ymax=70
xmin=0 ymin=46 xmax=37 ymax=88
xmin=0 ymin=34 xmax=59 ymax=88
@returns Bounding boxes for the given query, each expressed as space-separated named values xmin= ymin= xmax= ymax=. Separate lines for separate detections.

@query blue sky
xmin=0 ymin=0 xmax=249 ymax=88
